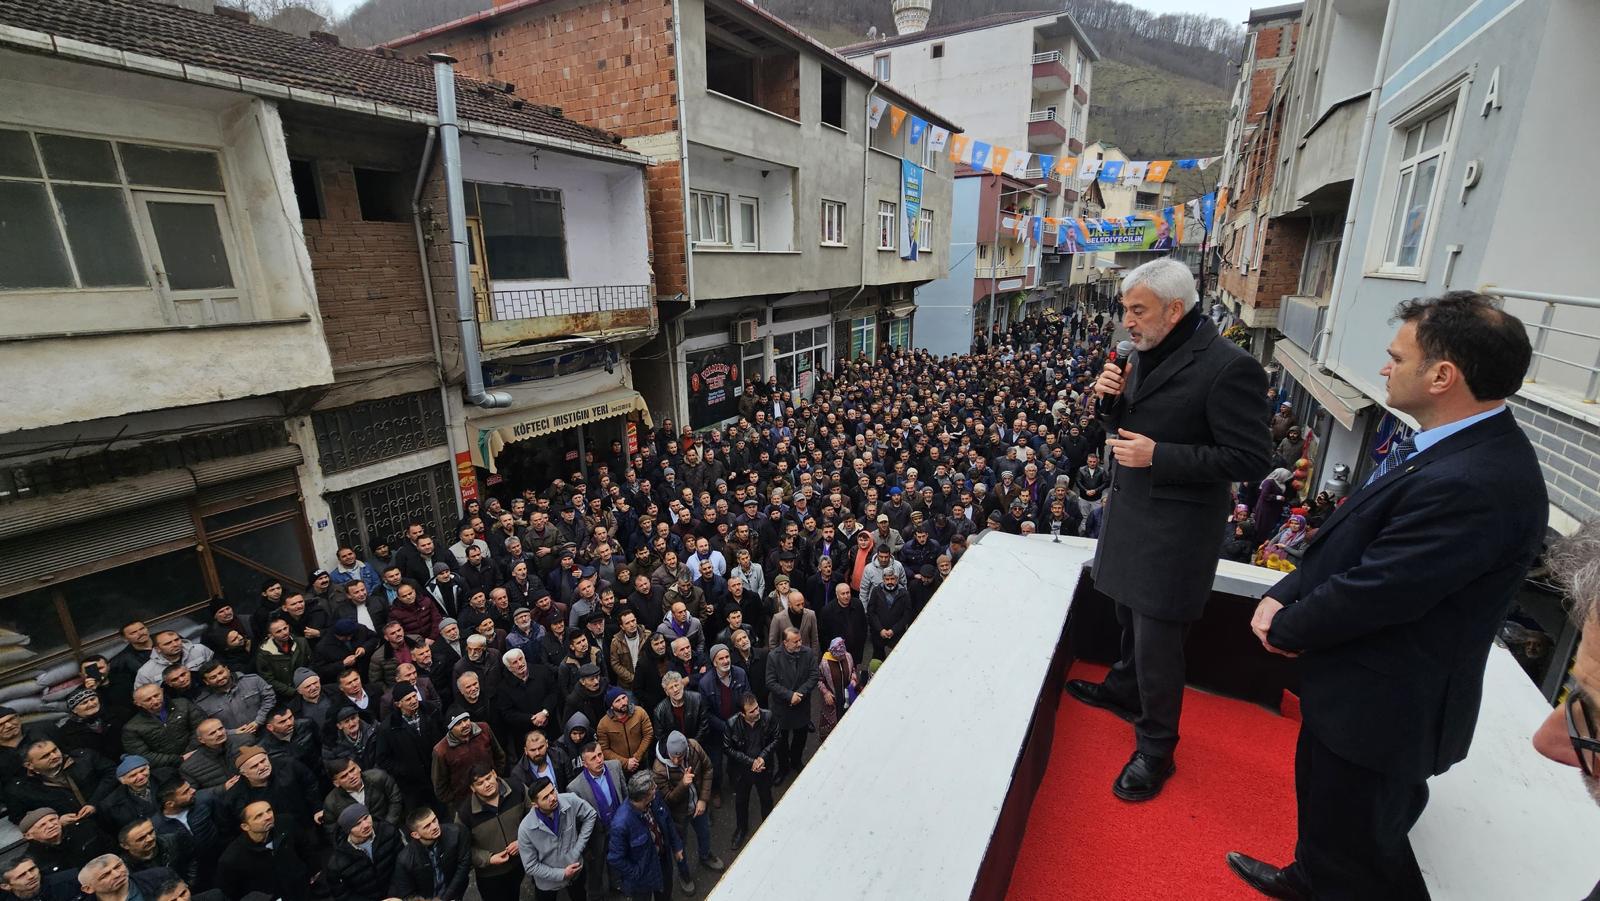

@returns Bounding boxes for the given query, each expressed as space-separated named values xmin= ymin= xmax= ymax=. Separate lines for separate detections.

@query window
xmin=704 ymin=8 xmax=800 ymax=119
xmin=931 ymin=43 xmax=944 ymax=59
xmin=0 ymin=128 xmax=250 ymax=322
xmin=1135 ymin=192 xmax=1157 ymax=211
xmin=849 ymin=315 xmax=876 ymax=361
xmin=736 ymin=196 xmax=760 ymax=250
xmin=1379 ymin=104 xmax=1454 ymax=273
xmin=474 ymin=183 xmax=569 ymax=279
xmin=1070 ymin=105 xmax=1083 ymax=140
xmin=978 ymin=244 xmax=989 ymax=260
xmin=873 ymin=54 xmax=891 ymax=81
xmin=821 ymin=199 xmax=846 ymax=245
xmin=353 ymin=168 xmax=408 ymax=222
xmin=1075 ymin=55 xmax=1086 ymax=84
xmin=289 ymin=159 xmax=323 ymax=219
xmin=820 ymin=69 xmax=846 ymax=129
xmin=887 ymin=317 xmax=911 ymax=349
xmin=773 ymin=325 xmax=829 ymax=397
xmin=918 ymin=208 xmax=934 ymax=252
xmin=921 ymin=132 xmax=937 ymax=169
xmin=311 ymin=391 xmax=447 ymax=475
xmin=691 ymin=190 xmax=731 ymax=246
xmin=327 ymin=463 xmax=457 ymax=560
xmin=877 ymin=200 xmax=896 ymax=250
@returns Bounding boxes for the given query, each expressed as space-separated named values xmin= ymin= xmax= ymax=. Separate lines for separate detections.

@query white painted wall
xmin=0 ymin=50 xmax=332 ymax=434
xmin=461 ymin=135 xmax=651 ymax=294
xmin=685 ymin=144 xmax=797 ymax=252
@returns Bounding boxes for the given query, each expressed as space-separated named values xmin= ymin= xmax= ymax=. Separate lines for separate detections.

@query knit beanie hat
xmin=337 ymin=803 xmax=369 ymax=833
xmin=665 ymin=731 xmax=688 ymax=757
xmin=293 ymin=667 xmax=318 ymax=689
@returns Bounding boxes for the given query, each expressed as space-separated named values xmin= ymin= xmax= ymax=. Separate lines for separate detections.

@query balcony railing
xmin=977 ymin=264 xmax=1029 ymax=280
xmin=1027 ymin=109 xmax=1058 ymax=123
xmin=486 ymin=285 xmax=652 ymax=322
xmin=1031 ymin=51 xmax=1061 ymax=64
xmin=1486 ymin=286 xmax=1600 ymax=402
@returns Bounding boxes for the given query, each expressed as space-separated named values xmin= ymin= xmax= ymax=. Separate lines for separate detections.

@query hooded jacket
xmin=594 ymin=690 xmax=653 ymax=764
xmin=649 ymin=735 xmax=712 ymax=820
xmin=554 ymin=711 xmax=592 ymax=766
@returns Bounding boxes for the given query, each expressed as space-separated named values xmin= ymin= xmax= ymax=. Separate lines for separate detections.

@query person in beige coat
xmin=767 ymin=589 xmax=819 ymax=654
xmin=595 ymin=687 xmax=652 ymax=775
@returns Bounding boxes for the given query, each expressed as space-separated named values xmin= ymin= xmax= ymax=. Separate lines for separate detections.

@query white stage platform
xmin=708 ymin=531 xmax=1600 ymax=900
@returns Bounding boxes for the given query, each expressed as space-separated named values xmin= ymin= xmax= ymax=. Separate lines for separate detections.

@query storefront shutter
xmin=0 ymin=500 xmax=196 ymax=599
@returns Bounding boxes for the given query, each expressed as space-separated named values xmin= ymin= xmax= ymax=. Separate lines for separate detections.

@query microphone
xmin=1097 ymin=339 xmax=1136 ymax=417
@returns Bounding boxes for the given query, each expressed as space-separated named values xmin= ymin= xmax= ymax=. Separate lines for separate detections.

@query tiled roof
xmin=385 ymin=0 xmax=962 ymax=132
xmin=0 ymin=0 xmax=637 ymax=156
xmin=838 ymin=10 xmax=1058 ymax=55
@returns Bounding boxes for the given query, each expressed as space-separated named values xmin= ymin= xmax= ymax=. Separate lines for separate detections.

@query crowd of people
xmin=0 ymin=306 xmax=1142 ymax=901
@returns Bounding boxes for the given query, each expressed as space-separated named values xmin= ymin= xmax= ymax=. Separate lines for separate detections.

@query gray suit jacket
xmin=566 ymin=758 xmax=627 ymax=830
xmin=1090 ymin=315 xmax=1271 ymax=621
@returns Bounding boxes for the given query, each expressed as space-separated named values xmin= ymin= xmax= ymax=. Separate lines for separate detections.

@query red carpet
xmin=1006 ymin=663 xmax=1301 ymax=900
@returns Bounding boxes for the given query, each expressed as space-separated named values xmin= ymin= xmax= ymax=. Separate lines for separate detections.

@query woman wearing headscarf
xmin=1252 ymin=468 xmax=1294 ymax=546
xmin=816 ymin=638 xmax=857 ymax=743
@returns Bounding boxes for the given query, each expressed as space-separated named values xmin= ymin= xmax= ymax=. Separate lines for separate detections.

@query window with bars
xmin=821 ymin=200 xmax=846 ymax=246
xmin=326 ymin=463 xmax=456 ymax=555
xmin=310 ymin=392 xmax=447 ymax=475
xmin=877 ymin=201 xmax=897 ymax=250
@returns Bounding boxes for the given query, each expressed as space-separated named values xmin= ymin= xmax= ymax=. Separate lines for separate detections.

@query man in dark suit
xmin=1066 ymin=257 xmax=1271 ymax=801
xmin=1228 ymin=292 xmax=1546 ymax=900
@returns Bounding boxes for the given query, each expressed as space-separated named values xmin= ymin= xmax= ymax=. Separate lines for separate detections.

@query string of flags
xmin=868 ymin=95 xmax=1218 ymax=187
xmin=995 ymin=183 xmax=1229 ymax=254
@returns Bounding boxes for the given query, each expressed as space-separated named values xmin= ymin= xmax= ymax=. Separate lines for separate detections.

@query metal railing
xmin=1027 ymin=109 xmax=1058 ymax=122
xmin=977 ymin=264 xmax=1029 ymax=279
xmin=1484 ymin=286 xmax=1600 ymax=402
xmin=1031 ymin=51 xmax=1061 ymax=64
xmin=483 ymin=284 xmax=652 ymax=322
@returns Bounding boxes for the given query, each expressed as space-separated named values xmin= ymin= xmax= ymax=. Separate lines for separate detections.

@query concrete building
xmin=839 ymin=9 xmax=1098 ymax=224
xmin=1214 ymin=3 xmax=1305 ymax=356
xmin=389 ymin=0 xmax=958 ymax=430
xmin=0 ymin=0 xmax=652 ymax=685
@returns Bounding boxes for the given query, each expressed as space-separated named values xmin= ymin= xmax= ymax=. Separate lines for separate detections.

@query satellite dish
xmin=868 ymin=25 xmax=878 ymax=39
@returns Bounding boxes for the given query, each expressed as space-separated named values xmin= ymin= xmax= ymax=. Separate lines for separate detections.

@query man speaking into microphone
xmin=1068 ymin=257 xmax=1272 ymax=801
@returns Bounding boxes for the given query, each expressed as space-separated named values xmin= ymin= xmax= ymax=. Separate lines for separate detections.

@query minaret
xmin=892 ymin=0 xmax=931 ymax=35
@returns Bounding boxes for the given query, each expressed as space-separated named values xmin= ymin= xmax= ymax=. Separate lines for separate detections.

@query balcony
xmin=477 ymin=284 xmax=654 ymax=347
xmin=1027 ymin=109 xmax=1066 ymax=148
xmin=976 ymin=264 xmax=1029 ymax=280
xmin=1074 ymin=84 xmax=1088 ymax=105
xmin=1031 ymin=51 xmax=1071 ymax=93
xmin=1067 ymin=137 xmax=1084 ymax=155
xmin=1021 ymin=168 xmax=1063 ymax=197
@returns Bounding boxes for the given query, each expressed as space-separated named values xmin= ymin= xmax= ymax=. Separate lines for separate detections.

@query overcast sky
xmin=320 ymin=0 xmax=1264 ymax=25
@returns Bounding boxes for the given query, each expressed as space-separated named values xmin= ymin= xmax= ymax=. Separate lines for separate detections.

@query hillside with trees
xmin=235 ymin=0 xmax=1240 ymax=162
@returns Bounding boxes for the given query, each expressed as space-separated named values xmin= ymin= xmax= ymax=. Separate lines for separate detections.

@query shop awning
xmin=470 ymin=387 xmax=651 ymax=471
xmin=1272 ymin=340 xmax=1374 ymax=430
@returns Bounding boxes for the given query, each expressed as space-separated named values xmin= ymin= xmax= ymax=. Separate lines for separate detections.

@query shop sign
xmin=507 ymin=396 xmax=635 ymax=440
xmin=626 ymin=421 xmax=639 ymax=454
xmin=455 ymin=450 xmax=479 ymax=502
xmin=687 ymin=346 xmax=739 ymax=427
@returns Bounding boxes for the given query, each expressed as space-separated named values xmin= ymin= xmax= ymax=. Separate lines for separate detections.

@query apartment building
xmin=1217 ymin=0 xmax=1600 ymax=699
xmin=839 ymin=8 xmax=1098 ymax=223
xmin=0 ymin=0 xmax=654 ymax=688
xmin=1214 ymin=3 xmax=1304 ymax=353
xmin=390 ymin=0 xmax=958 ymax=429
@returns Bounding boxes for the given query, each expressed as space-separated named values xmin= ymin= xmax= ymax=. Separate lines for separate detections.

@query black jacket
xmin=1090 ymin=315 xmax=1271 ymax=621
xmin=866 ymin=582 xmax=914 ymax=648
xmin=722 ymin=709 xmax=779 ymax=774
xmin=490 ymin=664 xmax=562 ymax=750
xmin=390 ymin=821 xmax=473 ymax=900
xmin=1267 ymin=410 xmax=1546 ymax=780
xmin=817 ymin=599 xmax=869 ymax=663
xmin=326 ymin=818 xmax=405 ymax=901
xmin=651 ymin=692 xmax=708 ymax=747
xmin=217 ymin=826 xmax=315 ymax=901
xmin=5 ymin=749 xmax=117 ymax=823
xmin=375 ymin=704 xmax=445 ymax=802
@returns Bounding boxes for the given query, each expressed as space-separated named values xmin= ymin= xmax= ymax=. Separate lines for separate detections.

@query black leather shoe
xmin=1066 ymin=679 xmax=1140 ymax=723
xmin=731 ymin=829 xmax=747 ymax=850
xmin=1112 ymin=751 xmax=1175 ymax=801
xmin=1225 ymin=852 xmax=1309 ymax=900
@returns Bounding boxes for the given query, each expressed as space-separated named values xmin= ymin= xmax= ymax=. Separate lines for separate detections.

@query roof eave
xmin=0 ymin=25 xmax=650 ymax=167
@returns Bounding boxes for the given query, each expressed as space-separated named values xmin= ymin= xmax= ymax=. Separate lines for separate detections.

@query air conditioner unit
xmin=730 ymin=319 xmax=760 ymax=343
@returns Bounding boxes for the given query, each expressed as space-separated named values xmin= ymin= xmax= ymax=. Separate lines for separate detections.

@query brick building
xmin=390 ymin=0 xmax=960 ymax=428
xmin=0 ymin=0 xmax=655 ymax=691
xmin=1214 ymin=2 xmax=1303 ymax=354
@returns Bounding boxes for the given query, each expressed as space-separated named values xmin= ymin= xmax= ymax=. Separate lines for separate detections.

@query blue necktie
xmin=1364 ymin=436 xmax=1417 ymax=488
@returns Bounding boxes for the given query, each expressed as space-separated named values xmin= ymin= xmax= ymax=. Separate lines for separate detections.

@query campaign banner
xmin=900 ymin=158 xmax=924 ymax=260
xmin=1065 ymin=218 xmax=1178 ymax=253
